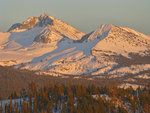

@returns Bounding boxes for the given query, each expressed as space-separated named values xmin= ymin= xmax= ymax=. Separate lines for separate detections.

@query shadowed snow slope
xmin=0 ymin=13 xmax=150 ymax=77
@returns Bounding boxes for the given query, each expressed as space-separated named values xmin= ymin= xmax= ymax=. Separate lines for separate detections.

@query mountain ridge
xmin=0 ymin=13 xmax=150 ymax=80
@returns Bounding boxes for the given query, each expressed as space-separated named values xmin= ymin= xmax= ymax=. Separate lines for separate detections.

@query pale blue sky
xmin=0 ymin=0 xmax=150 ymax=35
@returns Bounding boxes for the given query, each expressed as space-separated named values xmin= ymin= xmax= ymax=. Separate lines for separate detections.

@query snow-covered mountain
xmin=0 ymin=13 xmax=150 ymax=79
xmin=8 ymin=13 xmax=85 ymax=41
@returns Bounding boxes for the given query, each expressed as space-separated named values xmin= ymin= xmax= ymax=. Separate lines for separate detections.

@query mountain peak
xmin=100 ymin=24 xmax=115 ymax=28
xmin=40 ymin=12 xmax=50 ymax=18
xmin=8 ymin=13 xmax=55 ymax=32
xmin=40 ymin=12 xmax=49 ymax=17
xmin=100 ymin=24 xmax=116 ymax=30
xmin=84 ymin=24 xmax=115 ymax=41
xmin=38 ymin=13 xmax=54 ymax=27
xmin=39 ymin=12 xmax=55 ymax=20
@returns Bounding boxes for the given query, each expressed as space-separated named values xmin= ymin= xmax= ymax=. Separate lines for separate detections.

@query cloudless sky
xmin=0 ymin=0 xmax=150 ymax=35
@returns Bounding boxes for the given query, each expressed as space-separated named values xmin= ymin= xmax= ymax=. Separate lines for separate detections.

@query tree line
xmin=1 ymin=82 xmax=150 ymax=113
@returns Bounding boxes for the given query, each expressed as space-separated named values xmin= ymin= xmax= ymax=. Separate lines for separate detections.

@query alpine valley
xmin=0 ymin=13 xmax=150 ymax=87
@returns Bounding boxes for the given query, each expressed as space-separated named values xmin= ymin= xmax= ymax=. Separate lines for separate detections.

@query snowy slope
xmin=17 ymin=24 xmax=150 ymax=77
xmin=0 ymin=13 xmax=150 ymax=79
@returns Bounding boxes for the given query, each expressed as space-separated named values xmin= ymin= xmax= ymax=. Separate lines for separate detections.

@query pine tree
xmin=8 ymin=98 xmax=13 ymax=113
xmin=20 ymin=88 xmax=27 ymax=99
xmin=14 ymin=103 xmax=19 ymax=113
xmin=62 ymin=102 xmax=66 ymax=113
xmin=5 ymin=104 xmax=8 ymax=113
xmin=93 ymin=103 xmax=100 ymax=113
xmin=9 ymin=91 xmax=18 ymax=99
xmin=98 ymin=97 xmax=105 ymax=113
xmin=76 ymin=102 xmax=82 ymax=113
xmin=82 ymin=97 xmax=88 ymax=113
xmin=112 ymin=82 xmax=117 ymax=98
xmin=58 ymin=100 xmax=61 ymax=112
xmin=49 ymin=82 xmax=54 ymax=98
xmin=67 ymin=95 xmax=74 ymax=113
xmin=22 ymin=102 xmax=29 ymax=113
xmin=88 ymin=104 xmax=93 ymax=113
xmin=131 ymin=98 xmax=136 ymax=113
xmin=47 ymin=100 xmax=52 ymax=113
xmin=34 ymin=95 xmax=38 ymax=113
xmin=29 ymin=82 xmax=37 ymax=96
xmin=0 ymin=103 xmax=2 ymax=113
